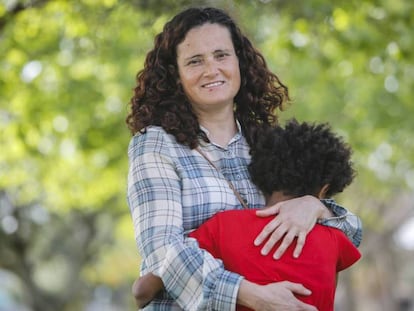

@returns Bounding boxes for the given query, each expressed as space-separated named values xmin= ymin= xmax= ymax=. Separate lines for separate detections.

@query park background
xmin=0 ymin=0 xmax=413 ymax=310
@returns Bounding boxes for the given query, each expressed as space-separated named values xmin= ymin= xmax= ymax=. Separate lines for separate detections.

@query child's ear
xmin=318 ymin=184 xmax=330 ymax=199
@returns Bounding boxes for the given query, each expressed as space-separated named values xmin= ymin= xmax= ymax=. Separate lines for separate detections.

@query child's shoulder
xmin=212 ymin=208 xmax=259 ymax=221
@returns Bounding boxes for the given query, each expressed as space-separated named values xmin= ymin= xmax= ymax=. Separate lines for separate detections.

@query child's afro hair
xmin=248 ymin=119 xmax=355 ymax=198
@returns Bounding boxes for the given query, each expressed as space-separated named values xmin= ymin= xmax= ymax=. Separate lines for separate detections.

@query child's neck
xmin=265 ymin=192 xmax=294 ymax=206
xmin=265 ymin=190 xmax=326 ymax=206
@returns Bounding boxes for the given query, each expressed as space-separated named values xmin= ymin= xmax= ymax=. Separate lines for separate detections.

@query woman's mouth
xmin=202 ymin=81 xmax=224 ymax=88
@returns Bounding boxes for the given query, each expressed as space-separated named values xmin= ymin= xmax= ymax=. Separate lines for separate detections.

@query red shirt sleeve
xmin=335 ymin=229 xmax=362 ymax=271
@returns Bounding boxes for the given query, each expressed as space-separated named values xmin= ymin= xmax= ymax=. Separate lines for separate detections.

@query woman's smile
xmin=202 ymin=81 xmax=225 ymax=88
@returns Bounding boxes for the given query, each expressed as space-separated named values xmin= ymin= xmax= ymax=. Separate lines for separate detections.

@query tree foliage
xmin=0 ymin=0 xmax=413 ymax=310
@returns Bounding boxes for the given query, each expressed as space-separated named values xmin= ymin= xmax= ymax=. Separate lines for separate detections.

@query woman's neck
xmin=198 ymin=110 xmax=237 ymax=148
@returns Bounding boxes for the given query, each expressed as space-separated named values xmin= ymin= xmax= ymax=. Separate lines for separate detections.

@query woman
xmin=126 ymin=7 xmax=361 ymax=310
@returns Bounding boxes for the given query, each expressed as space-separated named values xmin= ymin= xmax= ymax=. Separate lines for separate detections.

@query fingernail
xmin=273 ymin=253 xmax=280 ymax=260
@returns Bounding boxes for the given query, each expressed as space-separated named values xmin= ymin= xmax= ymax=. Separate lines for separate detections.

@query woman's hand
xmin=254 ymin=195 xmax=332 ymax=259
xmin=237 ymin=279 xmax=318 ymax=311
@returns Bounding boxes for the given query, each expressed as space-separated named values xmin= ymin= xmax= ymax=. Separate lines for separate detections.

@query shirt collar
xmin=199 ymin=119 xmax=243 ymax=147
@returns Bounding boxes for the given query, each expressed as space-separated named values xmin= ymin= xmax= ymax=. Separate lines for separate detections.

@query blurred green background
xmin=0 ymin=0 xmax=413 ymax=310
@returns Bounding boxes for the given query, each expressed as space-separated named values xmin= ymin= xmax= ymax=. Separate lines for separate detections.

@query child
xmin=133 ymin=120 xmax=361 ymax=311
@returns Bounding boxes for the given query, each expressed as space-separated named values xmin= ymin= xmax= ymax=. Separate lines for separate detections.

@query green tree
xmin=0 ymin=0 xmax=413 ymax=310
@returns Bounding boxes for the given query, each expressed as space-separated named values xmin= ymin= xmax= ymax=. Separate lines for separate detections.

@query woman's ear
xmin=318 ymin=184 xmax=330 ymax=199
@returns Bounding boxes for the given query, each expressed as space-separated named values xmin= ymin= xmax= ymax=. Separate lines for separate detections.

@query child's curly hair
xmin=248 ymin=119 xmax=355 ymax=198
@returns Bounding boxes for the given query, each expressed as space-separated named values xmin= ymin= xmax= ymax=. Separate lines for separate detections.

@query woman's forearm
xmin=237 ymin=279 xmax=317 ymax=311
xmin=237 ymin=280 xmax=260 ymax=309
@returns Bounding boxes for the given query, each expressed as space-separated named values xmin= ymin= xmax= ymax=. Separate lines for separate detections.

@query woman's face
xmin=176 ymin=23 xmax=241 ymax=113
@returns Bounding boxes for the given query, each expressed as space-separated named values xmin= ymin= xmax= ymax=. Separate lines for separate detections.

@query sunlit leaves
xmin=332 ymin=8 xmax=350 ymax=31
xmin=0 ymin=1 xmax=151 ymax=214
xmin=0 ymin=0 xmax=413 ymax=309
xmin=253 ymin=0 xmax=413 ymax=195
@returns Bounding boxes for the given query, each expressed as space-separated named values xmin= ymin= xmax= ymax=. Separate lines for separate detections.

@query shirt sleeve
xmin=319 ymin=198 xmax=363 ymax=247
xmin=127 ymin=129 xmax=242 ymax=311
xmin=335 ymin=230 xmax=362 ymax=271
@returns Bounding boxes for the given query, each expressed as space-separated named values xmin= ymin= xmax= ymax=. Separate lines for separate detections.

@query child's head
xmin=248 ymin=119 xmax=355 ymax=199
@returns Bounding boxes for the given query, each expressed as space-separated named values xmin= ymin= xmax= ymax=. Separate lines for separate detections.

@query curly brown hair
xmin=248 ymin=119 xmax=356 ymax=198
xmin=126 ymin=7 xmax=289 ymax=149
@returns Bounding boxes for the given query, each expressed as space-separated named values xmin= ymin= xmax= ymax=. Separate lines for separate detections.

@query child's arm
xmin=132 ymin=273 xmax=164 ymax=308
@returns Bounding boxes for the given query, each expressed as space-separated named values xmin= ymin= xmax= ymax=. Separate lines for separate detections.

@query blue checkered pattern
xmin=320 ymin=199 xmax=363 ymax=247
xmin=127 ymin=125 xmax=362 ymax=310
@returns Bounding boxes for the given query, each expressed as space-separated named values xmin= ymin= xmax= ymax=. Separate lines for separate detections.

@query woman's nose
xmin=203 ymin=60 xmax=219 ymax=77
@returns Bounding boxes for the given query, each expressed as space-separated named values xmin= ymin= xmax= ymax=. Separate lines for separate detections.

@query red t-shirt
xmin=189 ymin=209 xmax=361 ymax=311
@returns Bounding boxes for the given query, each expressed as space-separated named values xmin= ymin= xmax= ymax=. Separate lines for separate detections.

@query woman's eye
xmin=187 ymin=59 xmax=201 ymax=66
xmin=216 ymin=52 xmax=229 ymax=60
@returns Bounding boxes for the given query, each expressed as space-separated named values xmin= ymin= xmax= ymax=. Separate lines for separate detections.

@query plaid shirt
xmin=127 ymin=125 xmax=362 ymax=311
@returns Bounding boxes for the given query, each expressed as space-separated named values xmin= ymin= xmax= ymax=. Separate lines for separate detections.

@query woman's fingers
xmin=282 ymin=282 xmax=318 ymax=311
xmin=255 ymin=196 xmax=323 ymax=259
xmin=272 ymin=227 xmax=299 ymax=259
xmin=254 ymin=217 xmax=309 ymax=259
xmin=254 ymin=216 xmax=282 ymax=251
xmin=256 ymin=204 xmax=280 ymax=217
xmin=293 ymin=231 xmax=307 ymax=258
xmin=266 ymin=281 xmax=318 ymax=311
xmin=283 ymin=281 xmax=311 ymax=296
xmin=238 ymin=280 xmax=317 ymax=311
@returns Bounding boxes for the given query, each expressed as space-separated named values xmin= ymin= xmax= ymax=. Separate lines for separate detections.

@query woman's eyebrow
xmin=183 ymin=48 xmax=233 ymax=61
xmin=183 ymin=54 xmax=203 ymax=61
xmin=213 ymin=48 xmax=233 ymax=53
